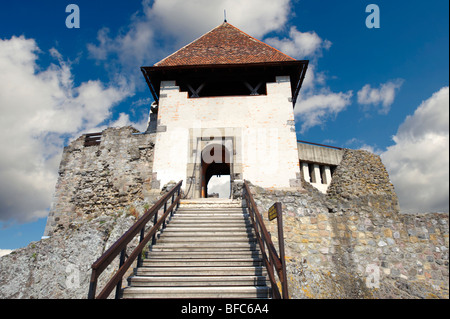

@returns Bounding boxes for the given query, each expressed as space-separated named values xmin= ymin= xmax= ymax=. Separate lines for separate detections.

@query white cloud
xmin=87 ymin=19 xmax=156 ymax=71
xmin=265 ymin=26 xmax=332 ymax=60
xmin=262 ymin=24 xmax=351 ymax=134
xmin=294 ymin=90 xmax=353 ymax=133
xmin=88 ymin=0 xmax=292 ymax=71
xmin=0 ymin=249 xmax=13 ymax=257
xmin=357 ymin=79 xmax=404 ymax=114
xmin=147 ymin=0 xmax=291 ymax=41
xmin=381 ymin=87 xmax=449 ymax=213
xmin=109 ymin=112 xmax=148 ymax=132
xmin=0 ymin=36 xmax=132 ymax=224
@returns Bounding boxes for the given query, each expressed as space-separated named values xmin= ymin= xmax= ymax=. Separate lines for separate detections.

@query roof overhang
xmin=141 ymin=60 xmax=309 ymax=108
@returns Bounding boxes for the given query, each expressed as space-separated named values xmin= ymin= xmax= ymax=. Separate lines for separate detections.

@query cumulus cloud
xmin=381 ymin=87 xmax=449 ymax=213
xmin=88 ymin=0 xmax=292 ymax=72
xmin=109 ymin=112 xmax=148 ymax=131
xmin=146 ymin=0 xmax=291 ymax=41
xmin=87 ymin=16 xmax=156 ymax=72
xmin=263 ymin=23 xmax=352 ymax=134
xmin=0 ymin=36 xmax=132 ymax=224
xmin=265 ymin=26 xmax=332 ymax=60
xmin=294 ymin=90 xmax=353 ymax=133
xmin=357 ymin=79 xmax=404 ymax=114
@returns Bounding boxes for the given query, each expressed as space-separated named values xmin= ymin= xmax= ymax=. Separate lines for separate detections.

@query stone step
xmin=158 ymin=236 xmax=256 ymax=244
xmin=174 ymin=211 xmax=247 ymax=215
xmin=120 ymin=201 xmax=269 ymax=299
xmin=152 ymin=242 xmax=257 ymax=249
xmin=160 ymin=231 xmax=255 ymax=237
xmin=177 ymin=206 xmax=243 ymax=210
xmin=121 ymin=286 xmax=270 ymax=299
xmin=169 ymin=219 xmax=252 ymax=225
xmin=166 ymin=224 xmax=253 ymax=230
xmin=169 ymin=220 xmax=250 ymax=225
xmin=174 ymin=212 xmax=248 ymax=217
xmin=128 ymin=275 xmax=268 ymax=287
xmin=146 ymin=251 xmax=262 ymax=259
xmin=172 ymin=214 xmax=250 ymax=222
xmin=177 ymin=206 xmax=244 ymax=210
xmin=141 ymin=258 xmax=263 ymax=267
xmin=151 ymin=246 xmax=258 ymax=252
xmin=179 ymin=199 xmax=241 ymax=206
xmin=162 ymin=227 xmax=253 ymax=232
xmin=136 ymin=266 xmax=267 ymax=277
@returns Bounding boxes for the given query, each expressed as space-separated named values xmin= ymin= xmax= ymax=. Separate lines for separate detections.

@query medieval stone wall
xmin=248 ymin=149 xmax=449 ymax=298
xmin=2 ymin=130 xmax=447 ymax=299
xmin=44 ymin=126 xmax=158 ymax=237
xmin=151 ymin=76 xmax=301 ymax=192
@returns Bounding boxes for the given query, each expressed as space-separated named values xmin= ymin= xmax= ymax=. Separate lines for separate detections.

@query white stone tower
xmin=141 ymin=22 xmax=309 ymax=198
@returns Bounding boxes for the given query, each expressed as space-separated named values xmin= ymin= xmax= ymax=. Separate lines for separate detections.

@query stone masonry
xmin=246 ymin=149 xmax=449 ymax=298
xmin=2 ymin=128 xmax=447 ymax=299
xmin=44 ymin=126 xmax=158 ymax=237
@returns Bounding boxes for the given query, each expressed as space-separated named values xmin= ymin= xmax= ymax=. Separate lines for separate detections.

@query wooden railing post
xmin=115 ymin=248 xmax=126 ymax=299
xmin=276 ymin=202 xmax=289 ymax=299
xmin=87 ymin=270 xmax=97 ymax=299
xmin=152 ymin=209 xmax=159 ymax=246
xmin=137 ymin=227 xmax=145 ymax=266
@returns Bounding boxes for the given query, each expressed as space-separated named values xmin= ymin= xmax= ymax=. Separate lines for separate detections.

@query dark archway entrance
xmin=201 ymin=144 xmax=231 ymax=198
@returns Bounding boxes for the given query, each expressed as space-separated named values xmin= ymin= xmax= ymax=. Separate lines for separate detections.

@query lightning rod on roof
xmin=224 ymin=10 xmax=227 ymax=23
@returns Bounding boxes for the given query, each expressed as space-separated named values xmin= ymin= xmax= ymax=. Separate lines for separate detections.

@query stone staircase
xmin=121 ymin=198 xmax=271 ymax=299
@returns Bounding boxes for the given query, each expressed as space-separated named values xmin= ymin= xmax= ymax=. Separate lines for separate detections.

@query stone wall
xmin=44 ymin=126 xmax=158 ymax=237
xmin=151 ymin=76 xmax=301 ymax=191
xmin=248 ymin=149 xmax=449 ymax=299
xmin=4 ymin=130 xmax=448 ymax=299
xmin=0 ymin=211 xmax=139 ymax=299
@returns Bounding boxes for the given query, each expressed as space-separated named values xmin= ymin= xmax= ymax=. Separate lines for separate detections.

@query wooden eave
xmin=141 ymin=60 xmax=308 ymax=107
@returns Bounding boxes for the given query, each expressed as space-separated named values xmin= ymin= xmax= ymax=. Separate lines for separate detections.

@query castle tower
xmin=141 ymin=22 xmax=308 ymax=198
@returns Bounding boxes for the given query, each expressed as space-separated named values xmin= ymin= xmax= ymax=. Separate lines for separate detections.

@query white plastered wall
xmin=151 ymin=76 xmax=301 ymax=191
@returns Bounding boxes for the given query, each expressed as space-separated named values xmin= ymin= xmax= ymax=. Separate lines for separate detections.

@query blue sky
xmin=0 ymin=0 xmax=448 ymax=251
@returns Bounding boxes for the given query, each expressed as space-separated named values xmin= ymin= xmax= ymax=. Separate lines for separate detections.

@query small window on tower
xmin=178 ymin=75 xmax=273 ymax=98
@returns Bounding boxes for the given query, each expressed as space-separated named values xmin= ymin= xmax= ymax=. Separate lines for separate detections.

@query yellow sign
xmin=268 ymin=204 xmax=278 ymax=221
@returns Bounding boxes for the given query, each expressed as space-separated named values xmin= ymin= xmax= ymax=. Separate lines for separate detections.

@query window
xmin=178 ymin=75 xmax=274 ymax=98
xmin=302 ymin=162 xmax=338 ymax=185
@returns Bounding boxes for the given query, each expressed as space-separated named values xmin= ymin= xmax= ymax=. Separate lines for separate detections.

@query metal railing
xmin=87 ymin=181 xmax=183 ymax=299
xmin=243 ymin=181 xmax=289 ymax=299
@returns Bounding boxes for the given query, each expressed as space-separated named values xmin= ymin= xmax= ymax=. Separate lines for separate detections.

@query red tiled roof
xmin=154 ymin=22 xmax=296 ymax=67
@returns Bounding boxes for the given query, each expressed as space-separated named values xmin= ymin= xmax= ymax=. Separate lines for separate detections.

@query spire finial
xmin=224 ymin=10 xmax=227 ymax=23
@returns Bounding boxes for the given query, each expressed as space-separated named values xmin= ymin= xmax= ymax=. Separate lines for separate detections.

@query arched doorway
xmin=201 ymin=144 xmax=231 ymax=198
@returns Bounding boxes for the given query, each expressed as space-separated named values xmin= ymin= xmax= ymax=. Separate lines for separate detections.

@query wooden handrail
xmin=87 ymin=181 xmax=183 ymax=299
xmin=243 ymin=180 xmax=289 ymax=299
